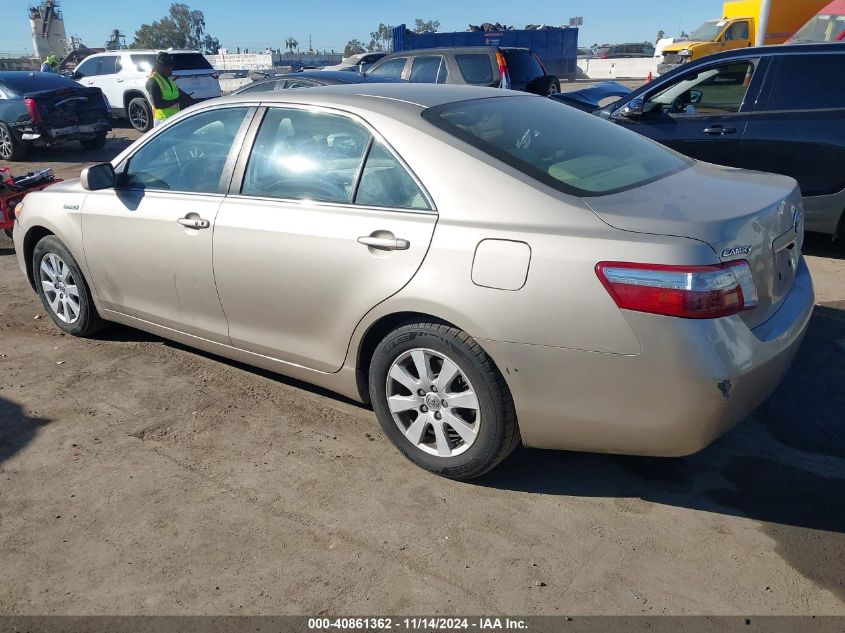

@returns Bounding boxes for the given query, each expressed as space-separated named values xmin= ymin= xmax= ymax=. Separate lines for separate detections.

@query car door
xmin=743 ymin=53 xmax=845 ymax=198
xmin=612 ymin=57 xmax=766 ymax=166
xmin=73 ymin=57 xmax=99 ymax=88
xmin=82 ymin=105 xmax=255 ymax=342
xmin=95 ymin=55 xmax=124 ymax=111
xmin=213 ymin=105 xmax=437 ymax=372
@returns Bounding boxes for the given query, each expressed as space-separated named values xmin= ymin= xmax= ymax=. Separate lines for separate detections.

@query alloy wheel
xmin=39 ymin=253 xmax=81 ymax=324
xmin=0 ymin=126 xmax=12 ymax=160
xmin=129 ymin=102 xmax=149 ymax=130
xmin=385 ymin=348 xmax=481 ymax=457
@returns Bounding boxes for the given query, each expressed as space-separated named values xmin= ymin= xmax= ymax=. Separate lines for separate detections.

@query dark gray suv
xmin=366 ymin=47 xmax=560 ymax=95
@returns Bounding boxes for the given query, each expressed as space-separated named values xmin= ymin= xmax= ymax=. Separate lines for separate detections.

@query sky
xmin=1 ymin=0 xmax=720 ymax=56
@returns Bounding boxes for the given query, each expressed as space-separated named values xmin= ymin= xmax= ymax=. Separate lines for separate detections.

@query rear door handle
xmin=703 ymin=125 xmax=737 ymax=135
xmin=116 ymin=78 xmax=124 ymax=83
xmin=177 ymin=216 xmax=210 ymax=229
xmin=357 ymin=236 xmax=410 ymax=251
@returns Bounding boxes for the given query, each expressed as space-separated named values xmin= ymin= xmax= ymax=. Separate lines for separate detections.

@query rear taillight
xmin=23 ymin=97 xmax=42 ymax=123
xmin=495 ymin=51 xmax=511 ymax=90
xmin=596 ymin=261 xmax=758 ymax=319
xmin=535 ymin=53 xmax=549 ymax=75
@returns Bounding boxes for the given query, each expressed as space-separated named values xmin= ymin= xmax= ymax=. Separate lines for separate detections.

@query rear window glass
xmin=130 ymin=53 xmax=213 ymax=72
xmin=422 ymin=96 xmax=691 ymax=197
xmin=766 ymin=54 xmax=845 ymax=111
xmin=0 ymin=72 xmax=78 ymax=93
xmin=456 ymin=54 xmax=494 ymax=84
xmin=502 ymin=50 xmax=544 ymax=81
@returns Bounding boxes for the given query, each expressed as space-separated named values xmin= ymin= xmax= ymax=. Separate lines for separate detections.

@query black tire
xmin=369 ymin=322 xmax=520 ymax=480
xmin=0 ymin=122 xmax=26 ymax=161
xmin=127 ymin=96 xmax=153 ymax=132
xmin=80 ymin=132 xmax=107 ymax=150
xmin=32 ymin=235 xmax=106 ymax=337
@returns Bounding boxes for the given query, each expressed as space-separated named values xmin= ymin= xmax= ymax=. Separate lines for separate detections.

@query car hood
xmin=662 ymin=42 xmax=706 ymax=52
xmin=549 ymin=81 xmax=631 ymax=113
xmin=583 ymin=161 xmax=805 ymax=329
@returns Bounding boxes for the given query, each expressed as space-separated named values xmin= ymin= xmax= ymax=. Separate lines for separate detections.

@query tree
xmin=132 ymin=3 xmax=218 ymax=51
xmin=655 ymin=29 xmax=666 ymax=44
xmin=413 ymin=18 xmax=440 ymax=34
xmin=285 ymin=36 xmax=299 ymax=53
xmin=368 ymin=23 xmax=393 ymax=52
xmin=344 ymin=39 xmax=366 ymax=57
xmin=203 ymin=34 xmax=220 ymax=54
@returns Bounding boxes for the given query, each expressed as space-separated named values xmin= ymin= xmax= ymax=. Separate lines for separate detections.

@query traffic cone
xmin=646 ymin=71 xmax=653 ymax=83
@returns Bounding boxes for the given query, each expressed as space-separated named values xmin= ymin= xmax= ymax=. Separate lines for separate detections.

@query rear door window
xmin=502 ymin=49 xmax=544 ymax=82
xmin=241 ymin=107 xmax=371 ymax=204
xmin=456 ymin=54 xmax=494 ymax=84
xmin=369 ymin=57 xmax=407 ymax=79
xmin=410 ymin=56 xmax=447 ymax=84
xmin=96 ymin=56 xmax=119 ymax=75
xmin=765 ymin=54 xmax=845 ymax=110
xmin=355 ymin=142 xmax=430 ymax=210
xmin=130 ymin=54 xmax=156 ymax=73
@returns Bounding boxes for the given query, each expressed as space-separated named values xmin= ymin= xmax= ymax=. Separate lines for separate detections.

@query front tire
xmin=369 ymin=322 xmax=519 ymax=480
xmin=127 ymin=97 xmax=153 ymax=132
xmin=33 ymin=236 xmax=106 ymax=337
xmin=0 ymin=122 xmax=26 ymax=161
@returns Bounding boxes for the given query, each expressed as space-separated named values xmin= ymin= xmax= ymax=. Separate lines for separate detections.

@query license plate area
xmin=772 ymin=229 xmax=798 ymax=299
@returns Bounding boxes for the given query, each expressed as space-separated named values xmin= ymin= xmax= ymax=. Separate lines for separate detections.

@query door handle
xmin=177 ymin=216 xmax=210 ymax=229
xmin=703 ymin=125 xmax=737 ymax=135
xmin=116 ymin=78 xmax=124 ymax=83
xmin=357 ymin=236 xmax=410 ymax=251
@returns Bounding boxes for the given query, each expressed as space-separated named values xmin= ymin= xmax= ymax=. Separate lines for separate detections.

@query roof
xmin=697 ymin=41 xmax=845 ymax=63
xmin=219 ymin=82 xmax=526 ymax=111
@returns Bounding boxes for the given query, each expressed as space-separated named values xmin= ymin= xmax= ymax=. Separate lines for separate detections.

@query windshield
xmin=790 ymin=14 xmax=845 ymax=42
xmin=689 ymin=21 xmax=724 ymax=41
xmin=422 ymin=96 xmax=691 ymax=197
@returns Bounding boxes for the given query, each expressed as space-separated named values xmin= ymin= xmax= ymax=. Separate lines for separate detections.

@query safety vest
xmin=150 ymin=73 xmax=180 ymax=121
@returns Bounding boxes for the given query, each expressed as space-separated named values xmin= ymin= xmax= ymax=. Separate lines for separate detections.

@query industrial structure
xmin=29 ymin=0 xmax=70 ymax=60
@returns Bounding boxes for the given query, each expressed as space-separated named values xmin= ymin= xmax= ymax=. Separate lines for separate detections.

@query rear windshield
xmin=422 ymin=96 xmax=691 ymax=197
xmin=501 ymin=49 xmax=544 ymax=81
xmin=0 ymin=72 xmax=78 ymax=94
xmin=130 ymin=53 xmax=213 ymax=72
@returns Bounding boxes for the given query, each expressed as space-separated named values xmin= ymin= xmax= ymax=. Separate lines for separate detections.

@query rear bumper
xmin=481 ymin=257 xmax=814 ymax=456
xmin=21 ymin=121 xmax=111 ymax=144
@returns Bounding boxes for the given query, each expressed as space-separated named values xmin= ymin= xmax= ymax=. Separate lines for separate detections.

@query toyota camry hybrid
xmin=12 ymin=84 xmax=813 ymax=479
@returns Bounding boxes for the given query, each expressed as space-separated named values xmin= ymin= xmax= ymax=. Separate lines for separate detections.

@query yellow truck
xmin=658 ymin=0 xmax=830 ymax=74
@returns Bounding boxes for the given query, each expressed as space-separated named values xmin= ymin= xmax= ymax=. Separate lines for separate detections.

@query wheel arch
xmin=23 ymin=225 xmax=55 ymax=290
xmin=123 ymin=90 xmax=148 ymax=112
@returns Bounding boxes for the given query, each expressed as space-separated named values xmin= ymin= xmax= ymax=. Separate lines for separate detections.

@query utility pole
xmin=756 ymin=0 xmax=772 ymax=46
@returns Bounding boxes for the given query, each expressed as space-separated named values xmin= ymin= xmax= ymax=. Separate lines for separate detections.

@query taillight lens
xmin=495 ymin=51 xmax=511 ymax=90
xmin=24 ymin=97 xmax=42 ymax=123
xmin=596 ymin=261 xmax=758 ymax=319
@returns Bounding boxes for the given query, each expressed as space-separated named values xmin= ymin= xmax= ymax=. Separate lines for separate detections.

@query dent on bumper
xmin=482 ymin=259 xmax=814 ymax=457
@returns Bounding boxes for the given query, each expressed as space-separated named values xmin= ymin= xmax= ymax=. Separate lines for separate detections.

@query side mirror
xmin=619 ymin=97 xmax=646 ymax=120
xmin=689 ymin=89 xmax=703 ymax=104
xmin=81 ymin=163 xmax=115 ymax=191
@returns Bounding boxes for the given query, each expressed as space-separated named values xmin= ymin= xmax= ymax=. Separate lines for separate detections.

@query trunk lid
xmin=583 ymin=162 xmax=805 ymax=329
xmin=25 ymin=86 xmax=109 ymax=127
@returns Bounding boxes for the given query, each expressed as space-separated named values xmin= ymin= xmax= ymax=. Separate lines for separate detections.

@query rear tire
xmin=80 ymin=132 xmax=107 ymax=150
xmin=0 ymin=122 xmax=26 ymax=161
xmin=33 ymin=236 xmax=106 ymax=337
xmin=369 ymin=322 xmax=520 ymax=480
xmin=127 ymin=97 xmax=153 ymax=132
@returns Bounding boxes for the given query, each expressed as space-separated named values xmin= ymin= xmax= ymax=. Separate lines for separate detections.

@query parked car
xmin=595 ymin=43 xmax=656 ymax=59
xmin=232 ymin=70 xmax=402 ymax=95
xmin=592 ymin=43 xmax=845 ymax=238
xmin=577 ymin=47 xmax=597 ymax=59
xmin=12 ymin=84 xmax=812 ymax=479
xmin=70 ymin=50 xmax=222 ymax=132
xmin=366 ymin=47 xmax=561 ymax=95
xmin=321 ymin=52 xmax=388 ymax=72
xmin=0 ymin=71 xmax=112 ymax=161
xmin=551 ymin=81 xmax=632 ymax=112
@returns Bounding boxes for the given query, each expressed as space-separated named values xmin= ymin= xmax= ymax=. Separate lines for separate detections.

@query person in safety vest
xmin=41 ymin=55 xmax=60 ymax=73
xmin=145 ymin=52 xmax=197 ymax=128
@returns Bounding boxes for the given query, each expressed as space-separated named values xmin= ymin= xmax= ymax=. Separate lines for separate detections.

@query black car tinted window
xmin=767 ymin=54 xmax=845 ymax=111
xmin=456 ymin=54 xmax=494 ymax=84
xmin=423 ymin=96 xmax=690 ymax=197
xmin=502 ymin=50 xmax=545 ymax=81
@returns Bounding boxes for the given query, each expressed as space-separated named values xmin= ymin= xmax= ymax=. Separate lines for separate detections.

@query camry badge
xmin=722 ymin=245 xmax=752 ymax=258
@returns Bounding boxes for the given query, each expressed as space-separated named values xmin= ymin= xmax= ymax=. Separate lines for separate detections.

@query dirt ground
xmin=0 ymin=115 xmax=843 ymax=616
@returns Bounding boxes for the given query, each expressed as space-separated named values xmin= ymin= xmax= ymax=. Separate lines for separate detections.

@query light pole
xmin=756 ymin=0 xmax=772 ymax=46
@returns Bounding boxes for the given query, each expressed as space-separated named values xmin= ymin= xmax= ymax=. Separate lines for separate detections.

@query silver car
xmin=12 ymin=84 xmax=814 ymax=479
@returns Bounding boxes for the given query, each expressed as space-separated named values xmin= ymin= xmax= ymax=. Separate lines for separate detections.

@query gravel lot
xmin=0 ymin=110 xmax=843 ymax=616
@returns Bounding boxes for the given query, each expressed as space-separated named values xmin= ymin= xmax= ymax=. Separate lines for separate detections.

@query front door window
xmin=647 ymin=62 xmax=755 ymax=116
